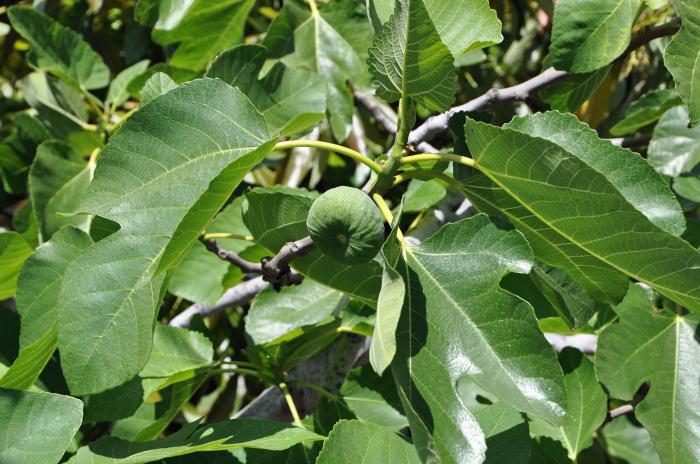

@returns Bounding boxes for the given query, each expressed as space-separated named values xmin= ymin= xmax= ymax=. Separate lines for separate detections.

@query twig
xmin=203 ymin=239 xmax=262 ymax=274
xmin=260 ymin=236 xmax=315 ymax=289
xmin=169 ymin=276 xmax=269 ymax=327
xmin=407 ymin=19 xmax=681 ymax=146
xmin=607 ymin=404 xmax=635 ymax=421
xmin=544 ymin=333 xmax=598 ymax=355
xmin=605 ymin=382 xmax=650 ymax=423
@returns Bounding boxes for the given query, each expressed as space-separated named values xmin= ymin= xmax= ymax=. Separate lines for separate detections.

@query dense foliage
xmin=0 ymin=0 xmax=698 ymax=463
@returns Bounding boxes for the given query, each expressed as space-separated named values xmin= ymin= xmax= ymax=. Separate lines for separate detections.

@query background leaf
xmin=664 ymin=0 xmax=700 ymax=125
xmin=610 ymin=89 xmax=682 ymax=136
xmin=0 ymin=232 xmax=32 ymax=300
xmin=0 ymin=389 xmax=83 ymax=464
xmin=316 ymin=420 xmax=420 ymax=464
xmin=549 ymin=0 xmax=641 ymax=73
xmin=596 ymin=285 xmax=700 ymax=463
xmin=8 ymin=7 xmax=109 ymax=90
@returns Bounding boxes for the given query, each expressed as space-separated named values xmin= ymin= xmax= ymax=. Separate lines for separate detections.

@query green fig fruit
xmin=306 ymin=186 xmax=385 ymax=264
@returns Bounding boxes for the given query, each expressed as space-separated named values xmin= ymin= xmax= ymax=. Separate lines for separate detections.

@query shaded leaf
xmin=596 ymin=284 xmax=700 ymax=462
xmin=152 ymin=0 xmax=255 ymax=70
xmin=134 ymin=0 xmax=194 ymax=30
xmin=557 ymin=348 xmax=607 ymax=459
xmin=28 ymin=141 xmax=91 ymax=242
xmin=530 ymin=264 xmax=597 ymax=329
xmin=8 ymin=6 xmax=109 ymax=89
xmin=664 ymin=0 xmax=700 ymax=125
xmin=539 ymin=66 xmax=611 ymax=112
xmin=610 ymin=89 xmax=682 ymax=136
xmin=67 ymin=419 xmax=323 ymax=464
xmin=316 ymin=420 xmax=420 ymax=464
xmin=246 ymin=279 xmax=345 ymax=345
xmin=601 ymin=417 xmax=661 ymax=464
xmin=207 ymin=45 xmax=327 ymax=136
xmin=106 ymin=60 xmax=151 ymax=111
xmin=168 ymin=241 xmax=228 ymax=306
xmin=0 ymin=389 xmax=83 ymax=464
xmin=139 ymin=72 xmax=177 ymax=105
xmin=648 ymin=105 xmax=700 ymax=177
xmin=56 ymin=79 xmax=275 ymax=395
xmin=340 ymin=365 xmax=408 ymax=431
xmin=549 ymin=0 xmax=641 ymax=73
xmin=282 ymin=8 xmax=368 ymax=141
xmin=0 ymin=232 xmax=33 ymax=300
xmin=0 ymin=227 xmax=92 ymax=390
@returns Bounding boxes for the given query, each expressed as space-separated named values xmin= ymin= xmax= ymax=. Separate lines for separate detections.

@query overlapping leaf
xmin=0 ymin=389 xmax=83 ymax=464
xmin=610 ymin=89 xmax=682 ymax=136
xmin=368 ymin=0 xmax=456 ymax=111
xmin=368 ymin=0 xmax=502 ymax=59
xmin=539 ymin=66 xmax=611 ymax=112
xmin=67 ymin=419 xmax=323 ymax=464
xmin=317 ymin=420 xmax=420 ymax=463
xmin=648 ymin=105 xmax=700 ymax=177
xmin=207 ymin=45 xmax=327 ymax=136
xmin=665 ymin=0 xmax=700 ymax=125
xmin=549 ymin=0 xmax=641 ymax=73
xmin=0 ymin=227 xmax=92 ymax=390
xmin=28 ymin=141 xmax=91 ymax=242
xmin=56 ymin=79 xmax=275 ymax=395
xmin=8 ymin=6 xmax=109 ymax=89
xmin=152 ymin=0 xmax=255 ymax=70
xmin=0 ymin=232 xmax=32 ymax=300
xmin=462 ymin=113 xmax=700 ymax=310
xmin=393 ymin=215 xmax=565 ymax=464
xmin=282 ymin=5 xmax=369 ymax=141
xmin=596 ymin=285 xmax=700 ymax=463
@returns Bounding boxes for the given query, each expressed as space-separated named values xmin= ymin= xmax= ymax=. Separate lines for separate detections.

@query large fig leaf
xmin=549 ymin=0 xmax=641 ymax=73
xmin=596 ymin=285 xmax=700 ymax=463
xmin=368 ymin=0 xmax=456 ymax=111
xmin=665 ymin=0 xmax=700 ymax=126
xmin=8 ymin=6 xmax=109 ymax=90
xmin=463 ymin=113 xmax=700 ymax=310
xmin=368 ymin=0 xmax=502 ymax=59
xmin=57 ymin=79 xmax=275 ymax=395
xmin=393 ymin=215 xmax=565 ymax=464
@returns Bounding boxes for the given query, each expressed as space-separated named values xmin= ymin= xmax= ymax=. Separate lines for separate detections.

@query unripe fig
xmin=306 ymin=186 xmax=384 ymax=264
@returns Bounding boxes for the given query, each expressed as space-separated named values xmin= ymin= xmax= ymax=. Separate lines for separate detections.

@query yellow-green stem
xmin=280 ymin=382 xmax=305 ymax=427
xmin=274 ymin=140 xmax=383 ymax=174
xmin=400 ymin=153 xmax=476 ymax=168
xmin=307 ymin=0 xmax=318 ymax=15
xmin=202 ymin=232 xmax=254 ymax=242
xmin=372 ymin=193 xmax=405 ymax=242
xmin=393 ymin=170 xmax=462 ymax=190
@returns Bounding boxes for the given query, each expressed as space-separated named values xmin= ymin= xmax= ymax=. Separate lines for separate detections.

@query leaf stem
xmin=274 ymin=140 xmax=383 ymax=174
xmin=307 ymin=0 xmax=319 ymax=15
xmin=202 ymin=232 xmax=254 ymax=242
xmin=400 ymin=153 xmax=475 ymax=168
xmin=372 ymin=193 xmax=405 ymax=241
xmin=393 ymin=170 xmax=462 ymax=190
xmin=279 ymin=382 xmax=305 ymax=427
xmin=287 ymin=380 xmax=339 ymax=401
